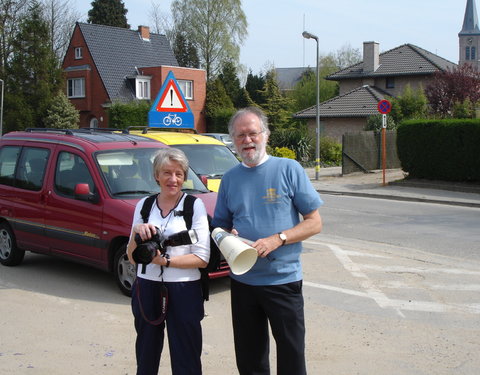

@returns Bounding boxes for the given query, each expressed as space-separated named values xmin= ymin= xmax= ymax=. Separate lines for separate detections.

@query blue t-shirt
xmin=211 ymin=156 xmax=323 ymax=285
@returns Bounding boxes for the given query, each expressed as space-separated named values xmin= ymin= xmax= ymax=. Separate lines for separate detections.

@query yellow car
xmin=130 ymin=128 xmax=239 ymax=192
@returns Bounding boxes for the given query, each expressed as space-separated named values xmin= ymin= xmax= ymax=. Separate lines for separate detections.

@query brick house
xmin=293 ymin=42 xmax=457 ymax=142
xmin=62 ymin=23 xmax=207 ymax=132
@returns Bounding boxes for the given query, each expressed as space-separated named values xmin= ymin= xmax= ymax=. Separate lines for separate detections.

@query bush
xmin=108 ymin=101 xmax=150 ymax=129
xmin=365 ymin=114 xmax=397 ymax=132
xmin=206 ymin=108 xmax=235 ymax=133
xmin=320 ymin=137 xmax=342 ymax=166
xmin=269 ymin=128 xmax=312 ymax=161
xmin=397 ymin=119 xmax=480 ymax=181
xmin=270 ymin=146 xmax=296 ymax=159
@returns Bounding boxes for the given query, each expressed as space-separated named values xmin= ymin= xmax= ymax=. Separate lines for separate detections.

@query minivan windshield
xmin=95 ymin=148 xmax=209 ymax=197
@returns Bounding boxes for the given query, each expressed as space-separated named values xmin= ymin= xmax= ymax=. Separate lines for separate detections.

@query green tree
xmin=258 ymin=69 xmax=294 ymax=130
xmin=0 ymin=0 xmax=28 ymax=77
xmin=205 ymin=78 xmax=235 ymax=132
xmin=5 ymin=0 xmax=63 ymax=130
xmin=390 ymin=84 xmax=427 ymax=123
xmin=244 ymin=70 xmax=265 ymax=106
xmin=452 ymin=98 xmax=476 ymax=118
xmin=333 ymin=42 xmax=362 ymax=69
xmin=43 ymin=91 xmax=79 ymax=128
xmin=172 ymin=31 xmax=199 ymax=68
xmin=218 ymin=60 xmax=242 ymax=107
xmin=288 ymin=56 xmax=339 ymax=112
xmin=171 ymin=0 xmax=247 ymax=81
xmin=88 ymin=0 xmax=129 ymax=28
xmin=205 ymin=78 xmax=234 ymax=118
xmin=236 ymin=88 xmax=257 ymax=108
xmin=44 ymin=0 xmax=80 ymax=60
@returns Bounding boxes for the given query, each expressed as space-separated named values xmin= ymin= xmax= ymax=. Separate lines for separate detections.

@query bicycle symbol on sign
xmin=163 ymin=113 xmax=183 ymax=126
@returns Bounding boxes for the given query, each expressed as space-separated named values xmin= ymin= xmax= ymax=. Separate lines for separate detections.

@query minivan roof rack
xmin=79 ymin=127 xmax=129 ymax=134
xmin=25 ymin=128 xmax=75 ymax=135
xmin=126 ymin=126 xmax=198 ymax=134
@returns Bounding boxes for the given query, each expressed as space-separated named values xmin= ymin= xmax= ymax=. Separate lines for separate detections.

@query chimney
xmin=363 ymin=41 xmax=379 ymax=72
xmin=138 ymin=25 xmax=150 ymax=41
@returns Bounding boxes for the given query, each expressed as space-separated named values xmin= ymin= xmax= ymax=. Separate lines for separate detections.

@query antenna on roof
xmin=303 ymin=14 xmax=306 ymax=67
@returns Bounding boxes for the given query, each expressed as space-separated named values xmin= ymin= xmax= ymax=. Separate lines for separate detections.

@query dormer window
xmin=136 ymin=77 xmax=151 ymax=99
xmin=75 ymin=47 xmax=83 ymax=59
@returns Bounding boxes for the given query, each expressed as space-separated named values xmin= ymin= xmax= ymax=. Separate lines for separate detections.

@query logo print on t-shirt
xmin=262 ymin=188 xmax=281 ymax=203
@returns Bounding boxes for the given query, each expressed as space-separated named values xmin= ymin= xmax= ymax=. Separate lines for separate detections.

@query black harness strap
xmin=138 ymin=194 xmax=158 ymax=274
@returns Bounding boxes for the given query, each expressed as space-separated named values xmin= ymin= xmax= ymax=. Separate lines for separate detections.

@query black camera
xmin=133 ymin=227 xmax=198 ymax=265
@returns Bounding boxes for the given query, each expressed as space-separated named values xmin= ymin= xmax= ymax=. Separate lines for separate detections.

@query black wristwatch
xmin=163 ymin=253 xmax=170 ymax=267
xmin=278 ymin=232 xmax=287 ymax=246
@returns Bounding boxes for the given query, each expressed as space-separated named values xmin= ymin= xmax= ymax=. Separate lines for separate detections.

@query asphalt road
xmin=1 ymin=194 xmax=480 ymax=374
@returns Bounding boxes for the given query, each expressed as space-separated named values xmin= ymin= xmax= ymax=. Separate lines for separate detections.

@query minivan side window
xmin=0 ymin=146 xmax=21 ymax=186
xmin=13 ymin=147 xmax=49 ymax=191
xmin=54 ymin=152 xmax=95 ymax=197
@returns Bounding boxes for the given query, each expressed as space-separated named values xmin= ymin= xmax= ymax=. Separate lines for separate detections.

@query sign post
xmin=148 ymin=71 xmax=194 ymax=129
xmin=377 ymin=99 xmax=391 ymax=186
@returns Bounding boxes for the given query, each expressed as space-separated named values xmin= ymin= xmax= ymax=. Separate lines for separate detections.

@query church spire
xmin=459 ymin=0 xmax=480 ymax=69
xmin=460 ymin=0 xmax=480 ymax=35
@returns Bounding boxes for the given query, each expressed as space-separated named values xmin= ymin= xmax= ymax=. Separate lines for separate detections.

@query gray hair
xmin=228 ymin=106 xmax=271 ymax=138
xmin=153 ymin=148 xmax=189 ymax=179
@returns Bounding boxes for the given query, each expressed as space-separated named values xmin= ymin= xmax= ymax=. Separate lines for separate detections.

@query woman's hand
xmin=127 ymin=223 xmax=157 ymax=265
xmin=132 ymin=223 xmax=157 ymax=242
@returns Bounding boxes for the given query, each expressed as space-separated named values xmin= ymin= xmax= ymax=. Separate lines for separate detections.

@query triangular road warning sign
xmin=155 ymin=78 xmax=188 ymax=112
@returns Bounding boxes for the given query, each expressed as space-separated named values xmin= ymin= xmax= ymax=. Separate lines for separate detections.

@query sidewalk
xmin=306 ymin=167 xmax=480 ymax=208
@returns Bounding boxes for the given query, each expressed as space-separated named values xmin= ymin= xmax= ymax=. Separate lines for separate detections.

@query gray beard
xmin=238 ymin=144 xmax=265 ymax=166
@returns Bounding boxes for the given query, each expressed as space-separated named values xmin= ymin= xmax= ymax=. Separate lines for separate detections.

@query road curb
xmin=316 ymin=189 xmax=480 ymax=208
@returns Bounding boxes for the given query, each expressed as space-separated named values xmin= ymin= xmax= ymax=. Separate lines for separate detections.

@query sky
xmin=74 ymin=0 xmax=466 ymax=75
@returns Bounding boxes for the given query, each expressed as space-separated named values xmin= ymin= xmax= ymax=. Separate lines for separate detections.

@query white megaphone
xmin=211 ymin=228 xmax=258 ymax=275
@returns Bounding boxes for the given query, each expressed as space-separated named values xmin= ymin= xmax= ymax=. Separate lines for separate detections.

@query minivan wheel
xmin=114 ymin=244 xmax=135 ymax=297
xmin=0 ymin=222 xmax=25 ymax=266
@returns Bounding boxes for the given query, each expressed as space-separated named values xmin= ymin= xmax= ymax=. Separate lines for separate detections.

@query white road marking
xmin=380 ymin=280 xmax=480 ymax=291
xmin=304 ymin=242 xmax=480 ymax=315
xmin=304 ymin=280 xmax=480 ymax=314
xmin=360 ymin=264 xmax=480 ymax=276
xmin=325 ymin=243 xmax=405 ymax=317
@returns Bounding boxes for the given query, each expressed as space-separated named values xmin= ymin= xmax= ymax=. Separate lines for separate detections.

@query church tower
xmin=459 ymin=0 xmax=480 ymax=69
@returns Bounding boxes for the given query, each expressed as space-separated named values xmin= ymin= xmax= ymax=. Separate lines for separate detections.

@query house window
xmin=67 ymin=78 xmax=85 ymax=98
xmin=385 ymin=77 xmax=395 ymax=89
xmin=466 ymin=46 xmax=471 ymax=60
xmin=472 ymin=47 xmax=476 ymax=60
xmin=136 ymin=79 xmax=150 ymax=99
xmin=178 ymin=80 xmax=193 ymax=99
xmin=75 ymin=47 xmax=82 ymax=59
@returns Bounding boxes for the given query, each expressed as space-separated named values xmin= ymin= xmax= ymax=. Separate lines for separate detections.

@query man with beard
xmin=211 ymin=107 xmax=323 ymax=375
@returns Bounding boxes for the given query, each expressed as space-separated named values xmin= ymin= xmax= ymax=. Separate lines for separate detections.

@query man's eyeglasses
xmin=234 ymin=131 xmax=265 ymax=141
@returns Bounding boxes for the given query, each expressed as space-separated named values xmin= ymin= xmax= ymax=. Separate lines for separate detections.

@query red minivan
xmin=0 ymin=128 xmax=228 ymax=296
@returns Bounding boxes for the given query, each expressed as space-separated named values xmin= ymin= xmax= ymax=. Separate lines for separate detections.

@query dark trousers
xmin=230 ymin=278 xmax=306 ymax=375
xmin=132 ymin=278 xmax=204 ymax=375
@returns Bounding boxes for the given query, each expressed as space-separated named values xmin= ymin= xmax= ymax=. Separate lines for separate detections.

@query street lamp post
xmin=302 ymin=31 xmax=320 ymax=180
xmin=0 ymin=79 xmax=3 ymax=137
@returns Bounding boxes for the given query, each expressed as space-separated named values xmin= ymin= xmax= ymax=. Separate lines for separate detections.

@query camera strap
xmin=135 ymin=278 xmax=168 ymax=326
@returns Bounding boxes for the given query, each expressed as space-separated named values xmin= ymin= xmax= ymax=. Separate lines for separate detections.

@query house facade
xmin=62 ymin=23 xmax=207 ymax=132
xmin=294 ymin=42 xmax=457 ymax=142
